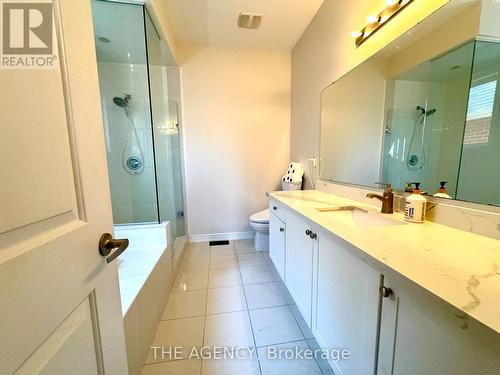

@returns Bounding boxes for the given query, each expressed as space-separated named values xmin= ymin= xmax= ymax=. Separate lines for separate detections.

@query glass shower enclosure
xmin=91 ymin=0 xmax=185 ymax=239
xmin=382 ymin=39 xmax=500 ymax=206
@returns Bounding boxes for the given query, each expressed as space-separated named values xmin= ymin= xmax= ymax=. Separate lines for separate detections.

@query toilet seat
xmin=250 ymin=209 xmax=269 ymax=224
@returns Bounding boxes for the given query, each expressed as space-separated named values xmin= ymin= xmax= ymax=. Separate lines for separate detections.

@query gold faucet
xmin=366 ymin=183 xmax=394 ymax=214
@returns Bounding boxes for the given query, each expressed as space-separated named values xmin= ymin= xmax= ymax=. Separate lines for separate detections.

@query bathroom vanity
xmin=268 ymin=190 xmax=500 ymax=375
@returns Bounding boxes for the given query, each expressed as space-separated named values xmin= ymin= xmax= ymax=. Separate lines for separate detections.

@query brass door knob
xmin=98 ymin=233 xmax=129 ymax=263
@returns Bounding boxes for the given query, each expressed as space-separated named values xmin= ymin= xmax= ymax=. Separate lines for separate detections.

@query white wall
xmin=290 ymin=0 xmax=460 ymax=188
xmin=180 ymin=45 xmax=291 ymax=236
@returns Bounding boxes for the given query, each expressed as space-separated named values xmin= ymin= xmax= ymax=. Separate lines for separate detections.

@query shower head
xmin=113 ymin=94 xmax=132 ymax=108
xmin=426 ymin=108 xmax=437 ymax=116
xmin=416 ymin=106 xmax=437 ymax=117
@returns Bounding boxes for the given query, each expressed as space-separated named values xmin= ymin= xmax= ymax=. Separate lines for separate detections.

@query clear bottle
xmin=405 ymin=182 xmax=427 ymax=223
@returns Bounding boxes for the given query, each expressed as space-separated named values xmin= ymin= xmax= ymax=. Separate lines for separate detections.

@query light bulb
xmin=351 ymin=30 xmax=362 ymax=38
xmin=366 ymin=14 xmax=378 ymax=24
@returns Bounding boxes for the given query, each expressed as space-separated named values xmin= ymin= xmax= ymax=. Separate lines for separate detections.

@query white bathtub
xmin=115 ymin=221 xmax=186 ymax=375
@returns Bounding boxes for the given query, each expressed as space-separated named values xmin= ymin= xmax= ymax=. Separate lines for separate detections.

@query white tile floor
xmin=141 ymin=240 xmax=334 ymax=375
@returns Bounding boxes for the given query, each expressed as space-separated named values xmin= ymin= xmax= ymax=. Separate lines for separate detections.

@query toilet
xmin=250 ymin=169 xmax=303 ymax=251
xmin=249 ymin=209 xmax=270 ymax=251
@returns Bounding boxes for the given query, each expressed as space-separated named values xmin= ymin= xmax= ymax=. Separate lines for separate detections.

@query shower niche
xmin=91 ymin=0 xmax=185 ymax=238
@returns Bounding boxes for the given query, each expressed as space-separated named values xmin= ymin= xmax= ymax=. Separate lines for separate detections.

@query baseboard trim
xmin=189 ymin=231 xmax=254 ymax=243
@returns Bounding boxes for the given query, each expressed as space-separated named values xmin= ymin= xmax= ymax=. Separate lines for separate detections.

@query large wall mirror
xmin=320 ymin=4 xmax=500 ymax=207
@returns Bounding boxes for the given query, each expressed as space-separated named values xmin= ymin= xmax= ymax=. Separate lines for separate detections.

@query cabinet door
xmin=314 ymin=230 xmax=381 ymax=375
xmin=269 ymin=197 xmax=286 ymax=221
xmin=378 ymin=274 xmax=500 ymax=375
xmin=285 ymin=212 xmax=315 ymax=326
xmin=269 ymin=212 xmax=286 ymax=281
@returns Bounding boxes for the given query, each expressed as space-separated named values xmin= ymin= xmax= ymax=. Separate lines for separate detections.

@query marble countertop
xmin=270 ymin=190 xmax=500 ymax=334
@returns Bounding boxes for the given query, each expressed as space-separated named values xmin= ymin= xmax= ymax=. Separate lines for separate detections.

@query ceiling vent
xmin=237 ymin=13 xmax=262 ymax=29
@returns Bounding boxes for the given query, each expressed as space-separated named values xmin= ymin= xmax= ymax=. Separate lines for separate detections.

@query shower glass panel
xmin=92 ymin=1 xmax=186 ymax=233
xmin=456 ymin=41 xmax=500 ymax=204
xmin=382 ymin=42 xmax=475 ymax=195
xmin=144 ymin=11 xmax=186 ymax=238
xmin=92 ymin=0 xmax=158 ymax=224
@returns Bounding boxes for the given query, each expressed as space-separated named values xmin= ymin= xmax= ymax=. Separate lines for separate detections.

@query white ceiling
xmin=92 ymin=0 xmax=176 ymax=66
xmin=162 ymin=0 xmax=325 ymax=50
xmin=92 ymin=0 xmax=146 ymax=64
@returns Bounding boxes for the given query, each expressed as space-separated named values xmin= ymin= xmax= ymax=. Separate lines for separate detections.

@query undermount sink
xmin=316 ymin=206 xmax=407 ymax=228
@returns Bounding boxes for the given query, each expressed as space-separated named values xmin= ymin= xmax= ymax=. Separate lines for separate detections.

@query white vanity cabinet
xmin=269 ymin=210 xmax=286 ymax=281
xmin=284 ymin=211 xmax=318 ymax=327
xmin=267 ymin=195 xmax=500 ymax=375
xmin=314 ymin=228 xmax=382 ymax=375
xmin=378 ymin=274 xmax=500 ymax=375
xmin=269 ymin=197 xmax=286 ymax=221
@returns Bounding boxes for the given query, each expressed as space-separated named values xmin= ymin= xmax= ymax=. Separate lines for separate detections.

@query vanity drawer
xmin=269 ymin=198 xmax=286 ymax=221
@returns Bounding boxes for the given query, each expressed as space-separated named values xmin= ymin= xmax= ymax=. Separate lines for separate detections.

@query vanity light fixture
xmin=352 ymin=0 xmax=414 ymax=47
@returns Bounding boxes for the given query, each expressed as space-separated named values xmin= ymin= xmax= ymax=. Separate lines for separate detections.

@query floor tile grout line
xmin=161 ymin=241 xmax=325 ymax=374
xmin=161 ymin=301 xmax=296 ymax=322
xmin=165 ymin=244 xmax=322 ymax=374
xmin=234 ymin=244 xmax=325 ymax=372
xmin=163 ymin=284 xmax=289 ymax=320
xmin=235 ymin=243 xmax=264 ymax=375
xmin=146 ymin=250 xmax=200 ymax=370
xmin=199 ymin=245 xmax=213 ymax=375
xmin=256 ymin=337 xmax=310 ymax=350
xmin=266 ymin=259 xmax=327 ymax=374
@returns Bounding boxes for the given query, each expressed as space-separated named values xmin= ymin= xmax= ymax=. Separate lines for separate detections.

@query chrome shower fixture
xmin=416 ymin=105 xmax=437 ymax=117
xmin=113 ymin=94 xmax=132 ymax=108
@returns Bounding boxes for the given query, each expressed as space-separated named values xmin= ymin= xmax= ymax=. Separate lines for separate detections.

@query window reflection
xmin=463 ymin=78 xmax=496 ymax=145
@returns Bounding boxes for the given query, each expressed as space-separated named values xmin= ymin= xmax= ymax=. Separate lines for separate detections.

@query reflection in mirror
xmin=320 ymin=58 xmax=386 ymax=188
xmin=456 ymin=41 xmax=500 ymax=205
xmin=382 ymin=42 xmax=474 ymax=197
xmin=320 ymin=38 xmax=500 ymax=206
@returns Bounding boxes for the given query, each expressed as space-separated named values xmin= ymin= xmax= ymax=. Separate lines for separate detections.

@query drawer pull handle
xmin=380 ymin=286 xmax=393 ymax=298
xmin=305 ymin=229 xmax=311 ymax=236
xmin=273 ymin=206 xmax=278 ymax=210
xmin=280 ymin=228 xmax=285 ymax=232
xmin=309 ymin=232 xmax=317 ymax=240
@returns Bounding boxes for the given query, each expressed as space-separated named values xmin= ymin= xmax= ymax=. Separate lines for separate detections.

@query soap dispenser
xmin=405 ymin=182 xmax=426 ymax=223
xmin=433 ymin=181 xmax=452 ymax=199
xmin=404 ymin=181 xmax=414 ymax=193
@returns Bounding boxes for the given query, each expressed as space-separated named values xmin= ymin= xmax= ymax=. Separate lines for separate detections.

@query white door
xmin=285 ymin=212 xmax=315 ymax=326
xmin=269 ymin=212 xmax=285 ymax=281
xmin=0 ymin=0 xmax=128 ymax=374
xmin=314 ymin=230 xmax=381 ymax=375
